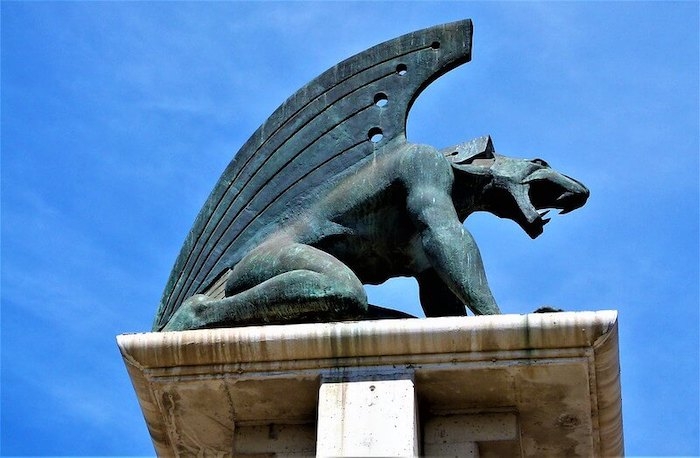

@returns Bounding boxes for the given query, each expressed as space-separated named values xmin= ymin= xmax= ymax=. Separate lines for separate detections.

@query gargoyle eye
xmin=531 ymin=158 xmax=549 ymax=167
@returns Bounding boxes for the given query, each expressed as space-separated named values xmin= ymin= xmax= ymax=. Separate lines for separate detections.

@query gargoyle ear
xmin=441 ymin=135 xmax=495 ymax=164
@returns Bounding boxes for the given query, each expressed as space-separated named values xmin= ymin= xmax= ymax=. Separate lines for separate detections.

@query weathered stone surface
xmin=118 ymin=310 xmax=623 ymax=456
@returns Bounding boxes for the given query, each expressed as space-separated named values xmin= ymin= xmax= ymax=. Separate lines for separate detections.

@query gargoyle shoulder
xmin=397 ymin=144 xmax=455 ymax=192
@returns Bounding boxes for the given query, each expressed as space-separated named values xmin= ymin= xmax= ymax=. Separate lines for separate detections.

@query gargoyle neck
xmin=451 ymin=171 xmax=493 ymax=222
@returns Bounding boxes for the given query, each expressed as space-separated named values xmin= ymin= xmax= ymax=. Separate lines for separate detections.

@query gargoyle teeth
xmin=538 ymin=210 xmax=550 ymax=218
xmin=542 ymin=218 xmax=551 ymax=225
xmin=555 ymin=191 xmax=574 ymax=203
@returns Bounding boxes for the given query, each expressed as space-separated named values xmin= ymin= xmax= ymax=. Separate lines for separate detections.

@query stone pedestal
xmin=117 ymin=311 xmax=623 ymax=456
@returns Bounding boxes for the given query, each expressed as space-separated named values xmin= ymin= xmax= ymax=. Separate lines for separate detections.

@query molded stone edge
xmin=118 ymin=311 xmax=618 ymax=367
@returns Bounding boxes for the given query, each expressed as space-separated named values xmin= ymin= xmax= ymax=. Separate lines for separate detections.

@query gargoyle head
xmin=445 ymin=136 xmax=589 ymax=238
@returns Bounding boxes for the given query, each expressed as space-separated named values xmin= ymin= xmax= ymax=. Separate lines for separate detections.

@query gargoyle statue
xmin=153 ymin=20 xmax=589 ymax=331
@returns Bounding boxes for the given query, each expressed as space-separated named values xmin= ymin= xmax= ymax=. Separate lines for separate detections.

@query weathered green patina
xmin=154 ymin=20 xmax=589 ymax=331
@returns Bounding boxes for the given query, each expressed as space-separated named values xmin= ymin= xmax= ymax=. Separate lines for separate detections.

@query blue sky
xmin=1 ymin=2 xmax=698 ymax=456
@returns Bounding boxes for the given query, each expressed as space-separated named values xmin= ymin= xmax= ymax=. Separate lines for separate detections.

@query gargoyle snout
xmin=556 ymin=175 xmax=589 ymax=214
xmin=524 ymin=168 xmax=589 ymax=214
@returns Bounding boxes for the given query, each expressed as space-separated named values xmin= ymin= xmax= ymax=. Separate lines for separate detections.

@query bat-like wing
xmin=153 ymin=20 xmax=473 ymax=330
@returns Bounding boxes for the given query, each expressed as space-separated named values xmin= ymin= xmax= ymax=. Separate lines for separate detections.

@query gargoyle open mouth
xmin=517 ymin=169 xmax=590 ymax=238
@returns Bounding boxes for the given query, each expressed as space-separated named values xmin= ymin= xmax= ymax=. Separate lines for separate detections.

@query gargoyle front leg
xmin=418 ymin=221 xmax=500 ymax=315
xmin=452 ymin=225 xmax=499 ymax=315
xmin=405 ymin=173 xmax=500 ymax=314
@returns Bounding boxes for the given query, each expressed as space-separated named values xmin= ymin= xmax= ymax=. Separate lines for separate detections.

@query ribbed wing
xmin=153 ymin=20 xmax=474 ymax=330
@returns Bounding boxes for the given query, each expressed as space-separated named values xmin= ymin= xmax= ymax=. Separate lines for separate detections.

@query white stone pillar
xmin=316 ymin=370 xmax=419 ymax=457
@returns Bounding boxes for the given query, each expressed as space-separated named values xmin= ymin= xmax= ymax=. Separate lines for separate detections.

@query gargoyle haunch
xmin=153 ymin=20 xmax=589 ymax=331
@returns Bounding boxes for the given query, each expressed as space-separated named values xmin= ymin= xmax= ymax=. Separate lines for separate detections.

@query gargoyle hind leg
xmin=416 ymin=269 xmax=468 ymax=317
xmin=162 ymin=242 xmax=368 ymax=330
